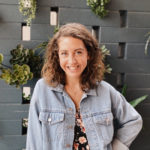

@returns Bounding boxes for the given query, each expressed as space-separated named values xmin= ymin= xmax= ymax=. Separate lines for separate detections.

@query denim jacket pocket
xmin=93 ymin=112 xmax=114 ymax=144
xmin=39 ymin=112 xmax=64 ymax=124
xmin=39 ymin=111 xmax=65 ymax=142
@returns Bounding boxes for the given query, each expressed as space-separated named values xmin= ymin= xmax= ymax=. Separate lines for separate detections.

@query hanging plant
xmin=19 ymin=0 xmax=37 ymax=26
xmin=87 ymin=0 xmax=111 ymax=18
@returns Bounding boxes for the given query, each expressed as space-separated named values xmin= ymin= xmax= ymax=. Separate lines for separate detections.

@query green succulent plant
xmin=0 ymin=63 xmax=33 ymax=88
xmin=10 ymin=44 xmax=43 ymax=78
xmin=87 ymin=0 xmax=110 ymax=18
xmin=0 ymin=44 xmax=43 ymax=87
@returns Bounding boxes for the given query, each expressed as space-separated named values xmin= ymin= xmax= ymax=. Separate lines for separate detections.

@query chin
xmin=66 ymin=73 xmax=81 ymax=79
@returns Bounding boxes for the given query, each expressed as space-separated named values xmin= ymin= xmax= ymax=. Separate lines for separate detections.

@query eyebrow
xmin=59 ymin=48 xmax=85 ymax=51
xmin=75 ymin=48 xmax=84 ymax=51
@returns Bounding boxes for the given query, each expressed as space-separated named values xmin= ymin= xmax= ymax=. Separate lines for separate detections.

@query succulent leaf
xmin=0 ymin=53 xmax=4 ymax=64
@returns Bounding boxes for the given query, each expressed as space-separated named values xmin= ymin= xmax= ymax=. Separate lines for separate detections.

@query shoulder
xmin=35 ymin=78 xmax=63 ymax=93
xmin=33 ymin=78 xmax=52 ymax=93
xmin=35 ymin=78 xmax=47 ymax=87
xmin=97 ymin=81 xmax=129 ymax=104
xmin=97 ymin=80 xmax=117 ymax=94
xmin=95 ymin=80 xmax=122 ymax=101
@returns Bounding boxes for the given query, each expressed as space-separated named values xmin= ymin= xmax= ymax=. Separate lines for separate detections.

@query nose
xmin=68 ymin=54 xmax=77 ymax=64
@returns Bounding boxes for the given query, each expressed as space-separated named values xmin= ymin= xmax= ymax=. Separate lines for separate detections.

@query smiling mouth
xmin=67 ymin=65 xmax=79 ymax=71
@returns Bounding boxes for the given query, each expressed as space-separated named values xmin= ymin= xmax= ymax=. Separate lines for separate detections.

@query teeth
xmin=70 ymin=67 xmax=76 ymax=69
xmin=68 ymin=66 xmax=78 ymax=70
xmin=69 ymin=67 xmax=76 ymax=70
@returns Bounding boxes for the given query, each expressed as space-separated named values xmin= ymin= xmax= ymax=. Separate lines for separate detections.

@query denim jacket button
xmin=105 ymin=118 xmax=110 ymax=125
xmin=68 ymin=108 xmax=73 ymax=111
xmin=48 ymin=118 xmax=51 ymax=122
xmin=67 ymin=125 xmax=73 ymax=129
xmin=66 ymin=144 xmax=71 ymax=148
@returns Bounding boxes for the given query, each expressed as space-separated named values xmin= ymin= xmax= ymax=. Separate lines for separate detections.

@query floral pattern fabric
xmin=73 ymin=109 xmax=90 ymax=150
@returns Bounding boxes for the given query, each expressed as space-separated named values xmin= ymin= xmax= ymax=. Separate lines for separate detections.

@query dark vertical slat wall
xmin=0 ymin=0 xmax=150 ymax=149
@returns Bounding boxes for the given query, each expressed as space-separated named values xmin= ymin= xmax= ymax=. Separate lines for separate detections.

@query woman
xmin=26 ymin=23 xmax=142 ymax=150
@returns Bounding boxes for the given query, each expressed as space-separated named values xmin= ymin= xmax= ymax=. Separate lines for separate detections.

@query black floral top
xmin=73 ymin=109 xmax=90 ymax=150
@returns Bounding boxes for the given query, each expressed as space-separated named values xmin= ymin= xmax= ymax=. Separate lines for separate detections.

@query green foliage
xmin=87 ymin=0 xmax=110 ymax=18
xmin=121 ymin=84 xmax=127 ymax=97
xmin=0 ymin=44 xmax=43 ymax=87
xmin=145 ymin=32 xmax=150 ymax=55
xmin=0 ymin=64 xmax=33 ymax=88
xmin=54 ymin=25 xmax=60 ymax=34
xmin=22 ymin=118 xmax=28 ymax=127
xmin=130 ymin=95 xmax=148 ymax=108
xmin=0 ymin=53 xmax=3 ymax=64
xmin=10 ymin=44 xmax=32 ymax=65
xmin=121 ymin=85 xmax=148 ymax=107
xmin=33 ymin=41 xmax=49 ymax=55
xmin=10 ymin=44 xmax=43 ymax=78
xmin=19 ymin=0 xmax=37 ymax=26
xmin=101 ymin=45 xmax=112 ymax=73
xmin=23 ymin=93 xmax=31 ymax=101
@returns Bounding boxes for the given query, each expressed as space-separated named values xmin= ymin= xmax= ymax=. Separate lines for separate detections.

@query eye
xmin=75 ymin=50 xmax=82 ymax=55
xmin=60 ymin=51 xmax=68 ymax=56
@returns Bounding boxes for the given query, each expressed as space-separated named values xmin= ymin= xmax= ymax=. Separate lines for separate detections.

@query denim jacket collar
xmin=48 ymin=84 xmax=97 ymax=96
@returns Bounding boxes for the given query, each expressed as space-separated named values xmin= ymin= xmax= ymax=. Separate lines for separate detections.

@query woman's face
xmin=58 ymin=36 xmax=89 ymax=80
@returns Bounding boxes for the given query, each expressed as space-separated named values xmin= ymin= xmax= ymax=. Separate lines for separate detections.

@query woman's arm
xmin=26 ymin=82 xmax=43 ymax=150
xmin=112 ymin=91 xmax=143 ymax=150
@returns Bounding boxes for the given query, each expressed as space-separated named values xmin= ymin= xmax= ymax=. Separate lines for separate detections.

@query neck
xmin=65 ymin=76 xmax=81 ymax=89
xmin=65 ymin=76 xmax=83 ymax=109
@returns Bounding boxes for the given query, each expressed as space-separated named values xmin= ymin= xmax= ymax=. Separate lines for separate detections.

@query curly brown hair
xmin=41 ymin=23 xmax=105 ymax=90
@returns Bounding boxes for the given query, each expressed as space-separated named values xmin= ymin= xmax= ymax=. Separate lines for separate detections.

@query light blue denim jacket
xmin=26 ymin=78 xmax=142 ymax=150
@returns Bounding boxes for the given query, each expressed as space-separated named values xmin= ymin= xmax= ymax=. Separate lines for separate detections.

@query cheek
xmin=59 ymin=58 xmax=65 ymax=69
xmin=58 ymin=55 xmax=63 ymax=66
xmin=82 ymin=57 xmax=88 ymax=66
xmin=59 ymin=59 xmax=63 ymax=68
